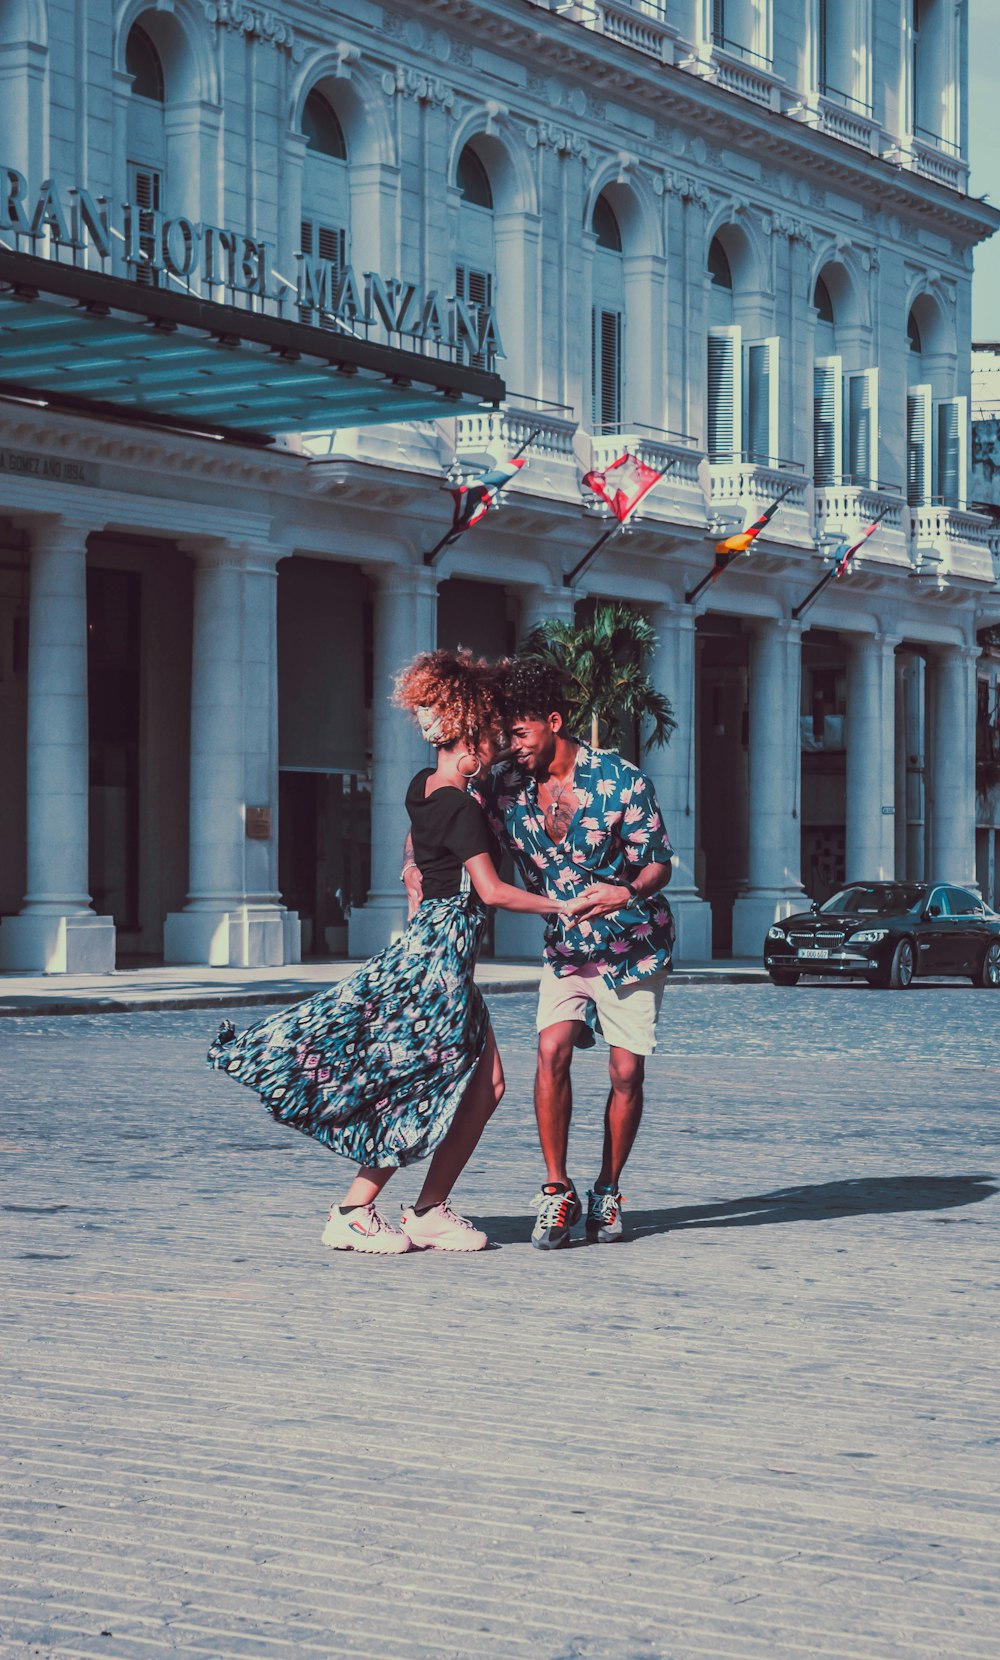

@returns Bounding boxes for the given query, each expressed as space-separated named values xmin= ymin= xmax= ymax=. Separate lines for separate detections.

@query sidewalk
xmin=0 ymin=957 xmax=767 ymax=1016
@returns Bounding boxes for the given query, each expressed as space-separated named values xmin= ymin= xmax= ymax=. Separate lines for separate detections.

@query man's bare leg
xmin=534 ymin=1020 xmax=584 ymax=1184
xmin=596 ymin=1047 xmax=646 ymax=1190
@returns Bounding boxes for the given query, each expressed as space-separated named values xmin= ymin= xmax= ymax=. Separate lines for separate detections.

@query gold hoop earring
xmin=456 ymin=753 xmax=482 ymax=780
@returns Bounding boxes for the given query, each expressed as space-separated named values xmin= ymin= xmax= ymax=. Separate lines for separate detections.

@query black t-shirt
xmin=406 ymin=770 xmax=496 ymax=900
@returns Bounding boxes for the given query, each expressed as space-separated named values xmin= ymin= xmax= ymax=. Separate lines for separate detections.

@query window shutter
xmin=813 ymin=354 xmax=843 ymax=485
xmin=906 ymin=383 xmax=932 ymax=505
xmin=455 ymin=264 xmax=494 ymax=369
xmin=127 ymin=162 xmax=161 ymax=289
xmin=745 ymin=336 xmax=779 ymax=466
xmin=934 ymin=395 xmax=968 ymax=509
xmin=712 ymin=0 xmax=726 ymax=46
xmin=844 ymin=367 xmax=878 ymax=488
xmin=300 ymin=217 xmax=346 ymax=329
xmin=591 ymin=306 xmax=622 ymax=430
xmin=707 ymin=325 xmax=742 ymax=463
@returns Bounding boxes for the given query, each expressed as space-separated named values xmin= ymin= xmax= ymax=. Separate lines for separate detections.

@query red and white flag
xmin=449 ymin=455 xmax=526 ymax=535
xmin=582 ymin=453 xmax=662 ymax=524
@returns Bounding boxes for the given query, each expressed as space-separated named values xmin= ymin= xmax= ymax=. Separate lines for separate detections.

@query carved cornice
xmin=389 ymin=0 xmax=999 ymax=243
xmin=203 ymin=2 xmax=303 ymax=58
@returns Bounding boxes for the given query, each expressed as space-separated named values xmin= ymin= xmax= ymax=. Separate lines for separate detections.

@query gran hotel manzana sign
xmin=1 ymin=166 xmax=505 ymax=364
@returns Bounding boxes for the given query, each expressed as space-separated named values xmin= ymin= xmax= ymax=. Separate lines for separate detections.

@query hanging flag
xmin=711 ymin=489 xmax=791 ymax=580
xmin=834 ymin=510 xmax=886 ymax=577
xmin=424 ymin=431 xmax=539 ymax=566
xmin=791 ymin=508 xmax=888 ymax=621
xmin=582 ymin=452 xmax=663 ymax=524
xmin=448 ymin=455 xmax=526 ymax=535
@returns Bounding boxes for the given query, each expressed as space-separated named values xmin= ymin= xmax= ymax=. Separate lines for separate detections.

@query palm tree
xmin=521 ymin=601 xmax=675 ymax=753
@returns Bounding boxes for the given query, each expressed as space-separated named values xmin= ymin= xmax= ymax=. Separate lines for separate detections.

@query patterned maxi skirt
xmin=207 ymin=893 xmax=489 ymax=1169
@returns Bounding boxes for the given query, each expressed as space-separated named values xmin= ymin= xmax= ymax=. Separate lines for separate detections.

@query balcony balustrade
xmin=908 ymin=136 xmax=968 ymax=194
xmin=708 ymin=455 xmax=811 ymax=546
xmin=586 ymin=425 xmax=705 ymax=527
xmin=813 ymin=483 xmax=908 ymax=569
xmin=909 ymin=503 xmax=996 ymax=584
xmin=816 ymin=94 xmax=880 ymax=155
xmin=453 ymin=399 xmax=579 ymax=503
xmin=709 ymin=40 xmax=780 ymax=111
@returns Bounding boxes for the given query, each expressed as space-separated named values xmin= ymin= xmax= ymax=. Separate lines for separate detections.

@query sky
xmin=969 ymin=0 xmax=1000 ymax=341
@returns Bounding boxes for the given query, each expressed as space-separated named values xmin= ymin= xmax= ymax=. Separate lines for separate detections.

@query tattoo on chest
xmin=539 ymin=780 xmax=582 ymax=843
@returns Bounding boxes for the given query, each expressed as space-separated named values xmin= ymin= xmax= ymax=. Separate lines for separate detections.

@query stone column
xmin=518 ymin=583 xmax=577 ymax=645
xmin=731 ymin=619 xmax=805 ymax=956
xmin=845 ymin=634 xmax=898 ymax=882
xmin=645 ymin=604 xmax=713 ymax=963
xmin=163 ymin=545 xmax=299 ymax=967
xmin=0 ymin=519 xmax=115 ymax=973
xmin=347 ymin=564 xmax=437 ymax=958
xmin=926 ymin=643 xmax=979 ymax=885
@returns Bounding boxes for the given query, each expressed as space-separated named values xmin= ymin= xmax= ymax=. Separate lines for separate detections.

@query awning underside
xmin=0 ymin=273 xmax=502 ymax=442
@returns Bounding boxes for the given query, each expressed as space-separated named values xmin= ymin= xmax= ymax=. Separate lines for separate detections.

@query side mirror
xmin=809 ymin=900 xmax=820 ymax=913
xmin=926 ymin=903 xmax=941 ymax=919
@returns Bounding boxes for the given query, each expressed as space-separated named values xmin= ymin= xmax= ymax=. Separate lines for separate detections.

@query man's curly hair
xmin=393 ymin=648 xmax=505 ymax=747
xmin=499 ymin=655 xmax=569 ymax=723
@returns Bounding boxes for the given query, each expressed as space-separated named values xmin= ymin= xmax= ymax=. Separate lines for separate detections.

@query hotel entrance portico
xmin=0 ymin=246 xmax=503 ymax=973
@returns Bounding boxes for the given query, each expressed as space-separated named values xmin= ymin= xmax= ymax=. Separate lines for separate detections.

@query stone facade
xmin=1 ymin=0 xmax=998 ymax=973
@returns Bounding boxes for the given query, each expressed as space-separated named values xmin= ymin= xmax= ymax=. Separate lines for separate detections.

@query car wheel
xmin=885 ymin=938 xmax=915 ymax=989
xmin=976 ymin=940 xmax=1000 ymax=988
xmin=768 ymin=971 xmax=800 ymax=987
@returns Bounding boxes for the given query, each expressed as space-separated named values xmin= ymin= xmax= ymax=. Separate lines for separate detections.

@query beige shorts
xmin=535 ymin=962 xmax=668 ymax=1057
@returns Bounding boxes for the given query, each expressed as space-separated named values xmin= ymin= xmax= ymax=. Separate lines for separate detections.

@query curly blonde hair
xmin=393 ymin=648 xmax=505 ymax=748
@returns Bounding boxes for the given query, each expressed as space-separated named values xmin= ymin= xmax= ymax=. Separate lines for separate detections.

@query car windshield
xmin=819 ymin=885 xmax=925 ymax=916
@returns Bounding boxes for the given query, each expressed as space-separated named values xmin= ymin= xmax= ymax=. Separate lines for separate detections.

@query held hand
xmin=558 ymin=891 xmax=596 ymax=919
xmin=568 ymin=881 xmax=632 ymax=922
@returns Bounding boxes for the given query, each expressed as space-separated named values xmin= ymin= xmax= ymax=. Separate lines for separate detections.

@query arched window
xmin=125 ymin=23 xmax=166 ymax=288
xmin=592 ymin=194 xmax=622 ymax=253
xmin=455 ymin=144 xmax=495 ymax=370
xmin=300 ymin=87 xmax=350 ymax=328
xmin=303 ymin=90 xmax=346 ymax=160
xmin=591 ymin=192 xmax=624 ymax=430
xmin=905 ymin=297 xmax=965 ymax=507
xmin=457 ymin=145 xmax=493 ymax=210
xmin=706 ymin=228 xmax=777 ymax=467
xmin=126 ymin=24 xmax=163 ymax=102
xmin=811 ymin=263 xmax=877 ymax=488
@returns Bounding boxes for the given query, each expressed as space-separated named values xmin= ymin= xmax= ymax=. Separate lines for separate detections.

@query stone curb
xmin=0 ymin=966 xmax=768 ymax=1017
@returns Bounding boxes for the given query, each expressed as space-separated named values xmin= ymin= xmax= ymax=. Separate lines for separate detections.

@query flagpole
xmin=564 ymin=458 xmax=677 ymax=589
xmin=684 ymin=564 xmax=718 ymax=607
xmin=792 ymin=509 xmax=889 ymax=622
xmin=423 ymin=427 xmax=542 ymax=568
xmin=685 ymin=485 xmax=795 ymax=605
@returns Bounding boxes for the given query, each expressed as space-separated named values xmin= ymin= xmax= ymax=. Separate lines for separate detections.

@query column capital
xmin=25 ymin=513 xmax=96 ymax=553
xmin=747 ymin=614 xmax=802 ymax=643
xmin=369 ymin=560 xmax=438 ymax=602
xmin=185 ymin=539 xmax=281 ymax=575
xmin=848 ymin=630 xmax=902 ymax=656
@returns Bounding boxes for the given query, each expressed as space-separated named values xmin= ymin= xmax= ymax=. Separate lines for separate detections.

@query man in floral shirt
xmin=483 ymin=657 xmax=674 ymax=1250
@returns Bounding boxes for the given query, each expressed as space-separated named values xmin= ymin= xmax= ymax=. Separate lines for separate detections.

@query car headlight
xmin=766 ymin=926 xmax=786 ymax=941
xmin=847 ymin=928 xmax=888 ymax=944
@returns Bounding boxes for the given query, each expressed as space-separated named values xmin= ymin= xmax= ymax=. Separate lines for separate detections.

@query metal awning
xmin=0 ymin=250 xmax=504 ymax=445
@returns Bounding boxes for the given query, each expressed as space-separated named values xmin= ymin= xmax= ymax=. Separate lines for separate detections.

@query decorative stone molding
xmin=530 ymin=121 xmax=591 ymax=162
xmin=382 ymin=65 xmax=456 ymax=111
xmin=202 ymin=2 xmax=303 ymax=58
xmin=772 ymin=212 xmax=816 ymax=248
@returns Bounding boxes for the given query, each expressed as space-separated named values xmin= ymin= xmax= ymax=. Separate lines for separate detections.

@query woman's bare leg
xmin=415 ymin=1027 xmax=505 ymax=1208
xmin=341 ymin=1166 xmax=395 ymax=1208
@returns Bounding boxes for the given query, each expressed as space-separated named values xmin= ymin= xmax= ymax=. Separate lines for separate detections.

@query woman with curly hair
xmin=209 ymin=648 xmax=583 ymax=1254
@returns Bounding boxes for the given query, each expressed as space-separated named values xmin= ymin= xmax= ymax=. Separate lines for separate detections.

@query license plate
xmin=798 ymin=947 xmax=829 ymax=959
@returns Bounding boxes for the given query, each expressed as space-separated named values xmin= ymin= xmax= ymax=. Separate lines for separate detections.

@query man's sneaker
xmin=530 ymin=1183 xmax=582 ymax=1250
xmin=586 ymin=1186 xmax=624 ymax=1243
xmin=400 ymin=1200 xmax=488 ymax=1252
xmin=321 ymin=1204 xmax=411 ymax=1253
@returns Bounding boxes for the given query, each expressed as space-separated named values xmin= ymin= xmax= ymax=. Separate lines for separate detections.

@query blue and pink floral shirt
xmin=479 ymin=741 xmax=675 ymax=988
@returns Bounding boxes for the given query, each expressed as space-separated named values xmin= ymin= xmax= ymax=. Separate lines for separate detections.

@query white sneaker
xmin=322 ymin=1204 xmax=411 ymax=1253
xmin=400 ymin=1200 xmax=489 ymax=1252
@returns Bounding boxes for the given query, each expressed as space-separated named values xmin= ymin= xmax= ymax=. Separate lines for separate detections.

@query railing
xmin=711 ymin=32 xmax=772 ymax=71
xmin=909 ymin=134 xmax=968 ymax=192
xmin=814 ymin=481 xmax=905 ymax=532
xmin=593 ymin=0 xmax=677 ymax=64
xmin=454 ymin=399 xmax=577 ymax=463
xmin=588 ymin=424 xmax=703 ymax=492
xmin=910 ymin=502 xmax=996 ymax=583
xmin=708 ymin=455 xmax=809 ymax=539
xmin=820 ymin=83 xmax=873 ymax=117
xmin=817 ymin=94 xmax=880 ymax=154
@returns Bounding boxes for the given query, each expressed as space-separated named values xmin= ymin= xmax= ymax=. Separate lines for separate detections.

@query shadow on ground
xmin=480 ymin=1174 xmax=999 ymax=1246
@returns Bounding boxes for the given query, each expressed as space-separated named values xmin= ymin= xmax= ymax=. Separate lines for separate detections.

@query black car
xmin=763 ymin=882 xmax=1000 ymax=989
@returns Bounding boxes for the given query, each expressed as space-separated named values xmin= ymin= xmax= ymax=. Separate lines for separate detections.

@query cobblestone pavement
xmin=1 ymin=985 xmax=998 ymax=1660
